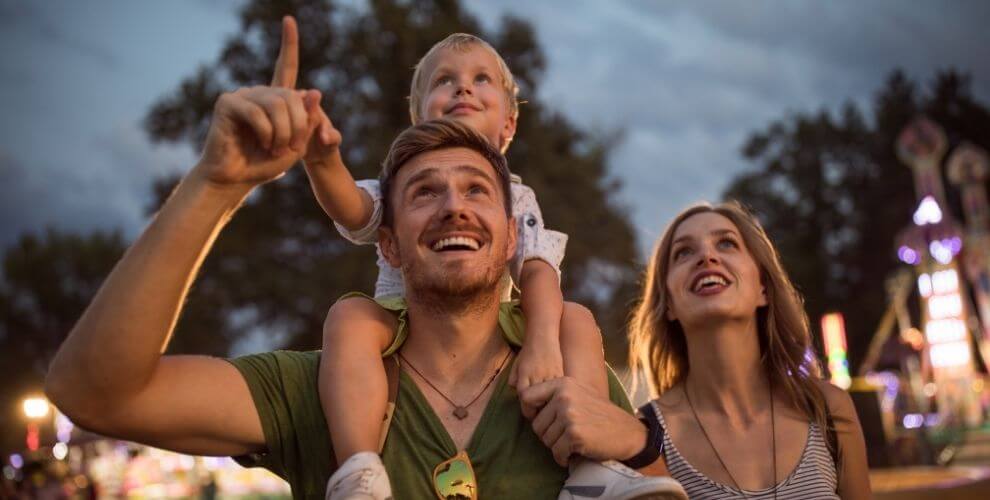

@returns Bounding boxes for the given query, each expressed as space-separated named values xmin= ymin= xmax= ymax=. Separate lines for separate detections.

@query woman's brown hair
xmin=629 ymin=201 xmax=830 ymax=434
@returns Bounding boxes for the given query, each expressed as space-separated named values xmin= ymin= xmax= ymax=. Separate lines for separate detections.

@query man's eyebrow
xmin=401 ymin=165 xmax=498 ymax=190
xmin=453 ymin=164 xmax=498 ymax=186
xmin=403 ymin=167 xmax=439 ymax=189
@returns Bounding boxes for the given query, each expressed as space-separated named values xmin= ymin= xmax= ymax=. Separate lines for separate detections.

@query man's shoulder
xmin=228 ymin=349 xmax=321 ymax=375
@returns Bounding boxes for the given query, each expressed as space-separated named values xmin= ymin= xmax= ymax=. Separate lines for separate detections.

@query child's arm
xmin=301 ymin=113 xmax=375 ymax=231
xmin=512 ymin=259 xmax=565 ymax=391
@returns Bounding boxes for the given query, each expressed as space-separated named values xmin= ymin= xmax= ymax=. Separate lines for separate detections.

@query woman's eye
xmin=718 ymin=238 xmax=738 ymax=250
xmin=672 ymin=247 xmax=692 ymax=260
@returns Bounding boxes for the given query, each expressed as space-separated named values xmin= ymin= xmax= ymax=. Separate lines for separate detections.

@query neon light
xmin=914 ymin=196 xmax=943 ymax=225
xmin=932 ymin=269 xmax=959 ymax=294
xmin=899 ymin=246 xmax=920 ymax=265
xmin=930 ymin=341 xmax=971 ymax=367
xmin=925 ymin=318 xmax=967 ymax=343
xmin=918 ymin=273 xmax=933 ymax=298
xmin=928 ymin=294 xmax=963 ymax=319
xmin=821 ymin=313 xmax=851 ymax=389
xmin=930 ymin=240 xmax=954 ymax=264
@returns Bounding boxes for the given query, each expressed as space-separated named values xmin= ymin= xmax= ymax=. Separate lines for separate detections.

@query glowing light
xmin=918 ymin=273 xmax=933 ymax=298
xmin=923 ymin=383 xmax=938 ymax=397
xmin=898 ymin=246 xmax=920 ymax=265
xmin=974 ymin=379 xmax=985 ymax=393
xmin=932 ymin=269 xmax=959 ymax=294
xmin=925 ymin=413 xmax=941 ymax=427
xmin=2 ymin=466 xmax=13 ymax=480
xmin=914 ymin=196 xmax=943 ymax=225
xmin=903 ymin=413 xmax=924 ymax=429
xmin=930 ymin=240 xmax=954 ymax=264
xmin=925 ymin=319 xmax=966 ymax=343
xmin=821 ymin=313 xmax=852 ymax=389
xmin=52 ymin=442 xmax=68 ymax=460
xmin=55 ymin=411 xmax=73 ymax=443
xmin=22 ymin=397 xmax=49 ymax=419
xmin=928 ymin=294 xmax=963 ymax=319
xmin=930 ymin=341 xmax=971 ymax=367
xmin=9 ymin=454 xmax=23 ymax=469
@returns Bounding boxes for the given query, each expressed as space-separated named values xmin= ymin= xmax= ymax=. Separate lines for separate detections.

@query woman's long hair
xmin=629 ymin=201 xmax=829 ymax=433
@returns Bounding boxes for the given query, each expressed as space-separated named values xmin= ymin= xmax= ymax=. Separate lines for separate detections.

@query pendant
xmin=453 ymin=407 xmax=469 ymax=420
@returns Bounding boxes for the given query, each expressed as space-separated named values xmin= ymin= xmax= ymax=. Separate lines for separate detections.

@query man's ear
xmin=378 ymin=226 xmax=402 ymax=268
xmin=505 ymin=216 xmax=518 ymax=261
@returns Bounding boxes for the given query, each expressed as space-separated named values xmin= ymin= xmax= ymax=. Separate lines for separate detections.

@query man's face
xmin=380 ymin=147 xmax=516 ymax=304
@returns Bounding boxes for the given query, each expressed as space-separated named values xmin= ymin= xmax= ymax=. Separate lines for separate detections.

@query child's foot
xmin=558 ymin=460 xmax=687 ymax=500
xmin=325 ymin=452 xmax=393 ymax=500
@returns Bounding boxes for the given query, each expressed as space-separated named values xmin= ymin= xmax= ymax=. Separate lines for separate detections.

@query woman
xmin=626 ymin=201 xmax=871 ymax=499
xmin=521 ymin=201 xmax=870 ymax=498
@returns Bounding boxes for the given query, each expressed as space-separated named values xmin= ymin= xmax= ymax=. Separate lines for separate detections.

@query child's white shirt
xmin=335 ymin=174 xmax=567 ymax=300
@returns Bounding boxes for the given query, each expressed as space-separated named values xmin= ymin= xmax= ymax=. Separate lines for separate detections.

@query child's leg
xmin=559 ymin=302 xmax=609 ymax=399
xmin=319 ymin=296 xmax=398 ymax=463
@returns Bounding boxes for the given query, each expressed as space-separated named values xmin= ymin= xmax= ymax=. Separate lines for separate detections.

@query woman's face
xmin=664 ymin=212 xmax=767 ymax=328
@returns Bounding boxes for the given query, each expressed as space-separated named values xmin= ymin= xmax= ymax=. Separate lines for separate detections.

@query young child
xmin=302 ymin=34 xmax=674 ymax=500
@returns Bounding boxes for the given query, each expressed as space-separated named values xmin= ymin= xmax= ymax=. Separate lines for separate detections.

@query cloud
xmin=465 ymin=0 xmax=990 ymax=255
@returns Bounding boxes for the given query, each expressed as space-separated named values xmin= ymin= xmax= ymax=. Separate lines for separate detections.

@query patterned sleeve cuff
xmin=333 ymin=179 xmax=384 ymax=245
xmin=512 ymin=214 xmax=568 ymax=283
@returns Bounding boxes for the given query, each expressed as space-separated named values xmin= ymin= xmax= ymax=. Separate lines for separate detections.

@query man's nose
xmin=440 ymin=191 xmax=469 ymax=220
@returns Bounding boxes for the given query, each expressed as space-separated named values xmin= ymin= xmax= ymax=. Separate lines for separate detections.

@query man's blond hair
xmin=408 ymin=34 xmax=520 ymax=132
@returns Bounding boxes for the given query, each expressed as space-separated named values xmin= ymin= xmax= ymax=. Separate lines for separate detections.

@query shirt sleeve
xmin=226 ymin=351 xmax=334 ymax=496
xmin=510 ymin=180 xmax=568 ymax=283
xmin=334 ymin=179 xmax=384 ymax=245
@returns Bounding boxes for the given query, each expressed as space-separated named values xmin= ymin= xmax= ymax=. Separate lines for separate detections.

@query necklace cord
xmin=398 ymin=348 xmax=513 ymax=413
xmin=684 ymin=375 xmax=778 ymax=500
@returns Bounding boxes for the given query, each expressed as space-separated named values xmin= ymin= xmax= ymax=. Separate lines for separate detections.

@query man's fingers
xmin=519 ymin=378 xmax=561 ymax=410
xmin=530 ymin=398 xmax=557 ymax=437
xmin=243 ymin=89 xmax=291 ymax=154
xmin=550 ymin=435 xmax=573 ymax=467
xmin=223 ymin=93 xmax=273 ymax=150
xmin=271 ymin=16 xmax=299 ymax=88
xmin=541 ymin=417 xmax=566 ymax=451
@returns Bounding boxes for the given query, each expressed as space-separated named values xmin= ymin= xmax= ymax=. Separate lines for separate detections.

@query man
xmin=45 ymin=17 xmax=678 ymax=500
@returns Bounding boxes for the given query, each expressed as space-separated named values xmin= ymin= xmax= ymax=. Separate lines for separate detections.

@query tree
xmin=0 ymin=229 xmax=127 ymax=455
xmin=724 ymin=70 xmax=990 ymax=371
xmin=144 ymin=0 xmax=639 ymax=361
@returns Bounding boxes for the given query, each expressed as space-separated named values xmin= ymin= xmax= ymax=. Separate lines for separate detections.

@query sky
xmin=2 ymin=0 xmax=989 ymax=258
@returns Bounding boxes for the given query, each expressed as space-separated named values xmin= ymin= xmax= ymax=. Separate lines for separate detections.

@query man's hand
xmin=192 ymin=16 xmax=334 ymax=193
xmin=519 ymin=377 xmax=646 ymax=467
xmin=509 ymin=332 xmax=564 ymax=419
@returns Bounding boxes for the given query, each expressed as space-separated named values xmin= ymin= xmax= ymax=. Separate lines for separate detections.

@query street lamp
xmin=22 ymin=395 xmax=50 ymax=452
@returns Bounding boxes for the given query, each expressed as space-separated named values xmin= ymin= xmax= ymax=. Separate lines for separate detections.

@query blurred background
xmin=2 ymin=0 xmax=990 ymax=497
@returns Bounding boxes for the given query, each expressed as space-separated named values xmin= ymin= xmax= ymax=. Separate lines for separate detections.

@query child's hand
xmin=302 ymin=105 xmax=343 ymax=170
xmin=510 ymin=333 xmax=564 ymax=419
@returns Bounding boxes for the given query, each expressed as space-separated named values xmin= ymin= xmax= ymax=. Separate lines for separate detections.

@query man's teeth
xmin=431 ymin=236 xmax=480 ymax=251
xmin=694 ymin=275 xmax=728 ymax=291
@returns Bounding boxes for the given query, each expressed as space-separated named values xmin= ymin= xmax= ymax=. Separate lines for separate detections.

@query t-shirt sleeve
xmin=226 ymin=351 xmax=333 ymax=496
xmin=605 ymin=366 xmax=634 ymax=413
xmin=510 ymin=181 xmax=568 ymax=284
xmin=333 ymin=179 xmax=384 ymax=245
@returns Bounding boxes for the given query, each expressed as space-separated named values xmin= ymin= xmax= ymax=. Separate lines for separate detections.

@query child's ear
xmin=501 ymin=113 xmax=517 ymax=148
xmin=378 ymin=227 xmax=402 ymax=268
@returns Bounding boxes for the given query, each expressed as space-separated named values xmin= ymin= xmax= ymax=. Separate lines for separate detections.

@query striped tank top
xmin=651 ymin=400 xmax=839 ymax=499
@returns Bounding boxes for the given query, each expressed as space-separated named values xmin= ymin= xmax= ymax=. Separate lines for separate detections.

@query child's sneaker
xmin=325 ymin=452 xmax=393 ymax=500
xmin=558 ymin=460 xmax=687 ymax=500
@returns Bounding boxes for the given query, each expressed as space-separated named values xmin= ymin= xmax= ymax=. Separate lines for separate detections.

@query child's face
xmin=420 ymin=45 xmax=517 ymax=150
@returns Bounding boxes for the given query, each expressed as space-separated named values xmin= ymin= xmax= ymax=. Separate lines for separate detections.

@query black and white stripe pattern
xmin=652 ymin=401 xmax=839 ymax=499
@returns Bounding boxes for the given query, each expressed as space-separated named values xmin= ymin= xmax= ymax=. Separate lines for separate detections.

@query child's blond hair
xmin=408 ymin=34 xmax=520 ymax=132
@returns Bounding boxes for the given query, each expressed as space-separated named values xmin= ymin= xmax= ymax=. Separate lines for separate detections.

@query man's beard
xmin=401 ymin=247 xmax=507 ymax=316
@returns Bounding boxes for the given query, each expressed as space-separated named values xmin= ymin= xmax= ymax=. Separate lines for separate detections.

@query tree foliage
xmin=725 ymin=70 xmax=990 ymax=371
xmin=144 ymin=0 xmax=639 ymax=359
xmin=0 ymin=229 xmax=126 ymax=455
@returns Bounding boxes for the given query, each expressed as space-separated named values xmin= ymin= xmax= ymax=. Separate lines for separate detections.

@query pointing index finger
xmin=271 ymin=16 xmax=299 ymax=88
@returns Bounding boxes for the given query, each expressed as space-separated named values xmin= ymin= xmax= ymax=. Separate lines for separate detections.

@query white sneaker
xmin=325 ymin=452 xmax=393 ymax=500
xmin=558 ymin=460 xmax=687 ymax=500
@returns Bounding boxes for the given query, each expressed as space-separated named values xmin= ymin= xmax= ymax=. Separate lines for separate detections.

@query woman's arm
xmin=821 ymin=382 xmax=872 ymax=500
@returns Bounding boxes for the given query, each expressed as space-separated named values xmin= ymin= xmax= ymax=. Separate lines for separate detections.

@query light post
xmin=22 ymin=395 xmax=50 ymax=452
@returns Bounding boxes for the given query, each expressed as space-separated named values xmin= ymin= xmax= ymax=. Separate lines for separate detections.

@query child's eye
xmin=475 ymin=73 xmax=492 ymax=84
xmin=433 ymin=75 xmax=453 ymax=88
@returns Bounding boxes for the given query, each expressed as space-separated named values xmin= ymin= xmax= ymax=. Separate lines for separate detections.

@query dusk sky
xmin=2 ymin=0 xmax=989 ymax=257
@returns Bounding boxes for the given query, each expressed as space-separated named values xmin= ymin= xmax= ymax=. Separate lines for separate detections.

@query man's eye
xmin=468 ymin=184 xmax=489 ymax=196
xmin=414 ymin=188 xmax=437 ymax=199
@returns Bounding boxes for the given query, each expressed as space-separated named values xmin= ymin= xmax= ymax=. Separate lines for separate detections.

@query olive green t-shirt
xmin=228 ymin=300 xmax=633 ymax=499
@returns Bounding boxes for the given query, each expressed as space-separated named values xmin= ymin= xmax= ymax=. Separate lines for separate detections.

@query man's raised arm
xmin=45 ymin=17 xmax=329 ymax=456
